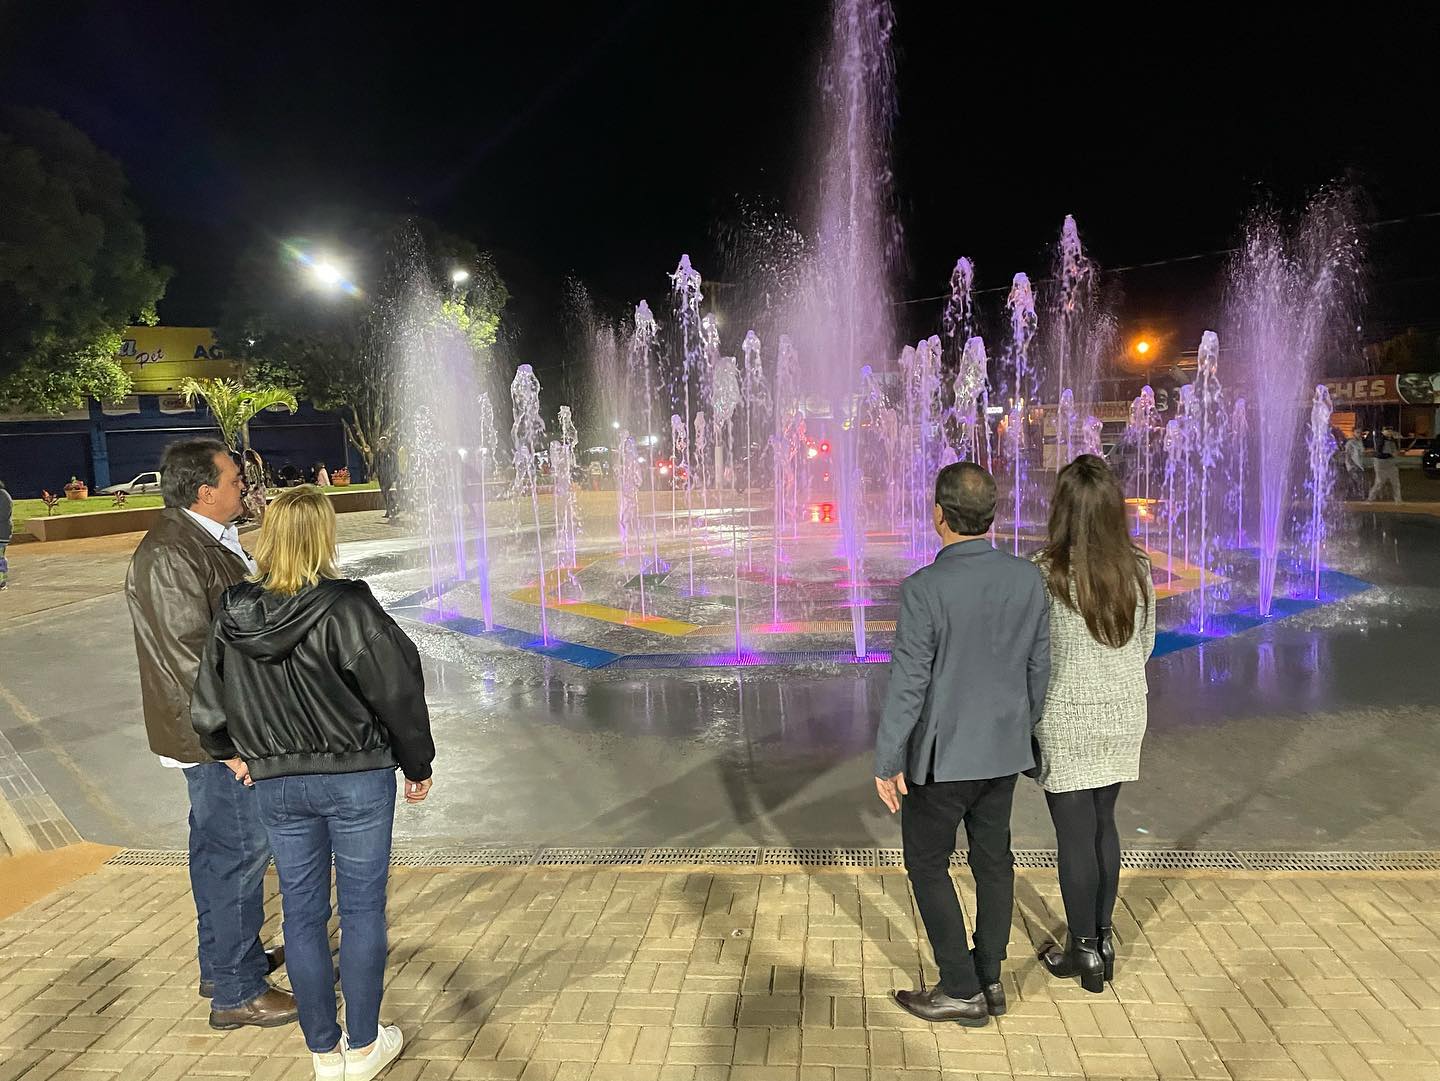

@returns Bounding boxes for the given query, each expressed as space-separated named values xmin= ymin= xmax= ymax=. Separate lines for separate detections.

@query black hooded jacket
xmin=191 ymin=578 xmax=435 ymax=782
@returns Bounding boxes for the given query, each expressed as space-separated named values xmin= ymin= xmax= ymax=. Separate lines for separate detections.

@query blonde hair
xmin=250 ymin=485 xmax=340 ymax=595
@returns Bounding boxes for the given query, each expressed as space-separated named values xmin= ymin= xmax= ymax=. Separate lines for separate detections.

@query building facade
xmin=0 ymin=327 xmax=361 ymax=498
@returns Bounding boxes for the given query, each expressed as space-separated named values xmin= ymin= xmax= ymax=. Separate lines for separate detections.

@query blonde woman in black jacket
xmin=192 ymin=485 xmax=435 ymax=1081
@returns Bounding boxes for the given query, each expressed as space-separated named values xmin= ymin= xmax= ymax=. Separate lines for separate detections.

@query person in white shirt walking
xmin=125 ymin=439 xmax=297 ymax=1031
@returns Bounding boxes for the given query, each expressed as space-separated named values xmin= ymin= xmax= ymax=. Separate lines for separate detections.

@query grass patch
xmin=9 ymin=482 xmax=378 ymax=534
xmin=11 ymin=494 xmax=165 ymax=532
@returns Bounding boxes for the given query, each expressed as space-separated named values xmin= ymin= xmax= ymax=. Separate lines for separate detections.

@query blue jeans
xmin=0 ymin=540 xmax=9 ymax=587
xmin=255 ymin=769 xmax=396 ymax=1052
xmin=183 ymin=762 xmax=273 ymax=1009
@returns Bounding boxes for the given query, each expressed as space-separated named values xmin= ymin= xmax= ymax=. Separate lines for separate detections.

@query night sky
xmin=3 ymin=1 xmax=1437 ymax=371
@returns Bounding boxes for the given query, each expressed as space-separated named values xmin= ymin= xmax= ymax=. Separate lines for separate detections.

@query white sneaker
xmin=311 ymin=1046 xmax=345 ymax=1081
xmin=344 ymin=1025 xmax=403 ymax=1081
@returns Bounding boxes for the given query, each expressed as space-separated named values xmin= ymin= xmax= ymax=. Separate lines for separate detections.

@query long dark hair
xmin=1038 ymin=454 xmax=1150 ymax=648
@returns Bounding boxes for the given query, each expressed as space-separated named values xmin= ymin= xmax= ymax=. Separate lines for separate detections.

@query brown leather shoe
xmin=199 ymin=946 xmax=285 ymax=998
xmin=208 ymin=986 xmax=299 ymax=1030
xmin=893 ymin=985 xmax=990 ymax=1027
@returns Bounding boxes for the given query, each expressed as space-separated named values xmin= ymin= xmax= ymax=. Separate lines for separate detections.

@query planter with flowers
xmin=64 ymin=476 xmax=89 ymax=501
xmin=331 ymin=467 xmax=351 ymax=488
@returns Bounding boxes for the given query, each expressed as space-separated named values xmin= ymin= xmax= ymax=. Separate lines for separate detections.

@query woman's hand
xmin=225 ymin=758 xmax=253 ymax=787
xmin=404 ymin=777 xmax=433 ymax=803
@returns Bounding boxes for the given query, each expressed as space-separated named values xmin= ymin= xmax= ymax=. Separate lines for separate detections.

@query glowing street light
xmin=312 ymin=261 xmax=344 ymax=287
xmin=611 ymin=420 xmax=621 ymax=430
xmin=1134 ymin=338 xmax=1152 ymax=357
xmin=451 ymin=269 xmax=470 ymax=285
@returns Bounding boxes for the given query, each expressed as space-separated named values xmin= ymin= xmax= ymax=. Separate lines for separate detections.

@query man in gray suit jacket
xmin=875 ymin=462 xmax=1050 ymax=1027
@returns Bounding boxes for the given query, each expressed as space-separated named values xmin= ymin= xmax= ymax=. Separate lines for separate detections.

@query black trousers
xmin=901 ymin=773 xmax=1018 ymax=997
xmin=1045 ymin=783 xmax=1123 ymax=939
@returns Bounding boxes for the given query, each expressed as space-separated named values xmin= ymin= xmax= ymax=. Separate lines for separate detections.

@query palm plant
xmin=180 ymin=378 xmax=298 ymax=457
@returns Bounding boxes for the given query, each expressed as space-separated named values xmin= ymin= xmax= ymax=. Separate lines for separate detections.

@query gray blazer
xmin=875 ymin=539 xmax=1051 ymax=783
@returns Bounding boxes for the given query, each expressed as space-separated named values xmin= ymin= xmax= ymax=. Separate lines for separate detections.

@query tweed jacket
xmin=1031 ymin=555 xmax=1155 ymax=792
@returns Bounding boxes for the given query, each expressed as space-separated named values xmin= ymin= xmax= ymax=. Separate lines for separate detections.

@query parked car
xmin=100 ymin=471 xmax=161 ymax=496
xmin=1422 ymin=438 xmax=1440 ymax=480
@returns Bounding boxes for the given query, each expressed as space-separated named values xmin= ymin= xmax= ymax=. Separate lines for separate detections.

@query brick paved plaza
xmin=3 ymin=861 xmax=1439 ymax=1081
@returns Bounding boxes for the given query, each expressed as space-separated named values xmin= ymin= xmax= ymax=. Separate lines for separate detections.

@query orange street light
xmin=1135 ymin=339 xmax=1152 ymax=356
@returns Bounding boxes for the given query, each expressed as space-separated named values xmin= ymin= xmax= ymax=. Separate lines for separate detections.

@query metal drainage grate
xmin=761 ymin=847 xmax=877 ymax=868
xmin=101 ymin=846 xmax=1440 ymax=873
xmin=391 ymin=847 xmax=537 ymax=867
xmin=1013 ymin=850 xmax=1059 ymax=869
xmin=1122 ymin=849 xmax=1247 ymax=870
xmin=1238 ymin=850 xmax=1440 ymax=872
xmin=106 ymin=849 xmax=191 ymax=867
xmin=534 ymin=847 xmax=649 ymax=866
xmin=644 ymin=847 xmax=761 ymax=866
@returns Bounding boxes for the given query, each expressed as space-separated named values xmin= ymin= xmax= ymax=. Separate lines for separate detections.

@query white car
xmin=100 ymin=471 xmax=161 ymax=495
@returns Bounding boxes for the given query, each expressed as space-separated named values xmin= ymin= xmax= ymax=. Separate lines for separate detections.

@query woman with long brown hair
xmin=1031 ymin=454 xmax=1155 ymax=993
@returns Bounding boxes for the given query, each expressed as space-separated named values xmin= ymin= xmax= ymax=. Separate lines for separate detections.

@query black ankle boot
xmin=1039 ymin=934 xmax=1105 ymax=994
xmin=1097 ymin=926 xmax=1115 ymax=983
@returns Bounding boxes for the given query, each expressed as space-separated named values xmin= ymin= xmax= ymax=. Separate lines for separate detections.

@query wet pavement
xmin=0 ymin=510 xmax=1437 ymax=853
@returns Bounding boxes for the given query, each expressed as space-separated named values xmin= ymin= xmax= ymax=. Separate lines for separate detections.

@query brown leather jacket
xmin=125 ymin=509 xmax=252 ymax=763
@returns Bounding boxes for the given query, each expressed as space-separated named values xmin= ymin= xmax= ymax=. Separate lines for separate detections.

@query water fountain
xmin=1229 ymin=191 xmax=1362 ymax=615
xmin=1305 ymin=386 xmax=1335 ymax=600
xmin=510 ymin=364 xmax=549 ymax=644
xmin=371 ymin=2 xmax=1369 ymax=673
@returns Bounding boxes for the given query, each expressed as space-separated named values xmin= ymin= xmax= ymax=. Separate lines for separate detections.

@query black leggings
xmin=1045 ymin=783 xmax=1122 ymax=939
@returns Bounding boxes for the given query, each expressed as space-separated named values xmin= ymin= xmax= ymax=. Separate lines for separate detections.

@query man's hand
xmin=404 ymin=777 xmax=433 ymax=804
xmin=225 ymin=758 xmax=253 ymax=787
xmin=875 ymin=772 xmax=908 ymax=814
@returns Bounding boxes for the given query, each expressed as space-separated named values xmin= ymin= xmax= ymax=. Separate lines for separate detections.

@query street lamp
xmin=611 ymin=420 xmax=621 ymax=430
xmin=313 ymin=261 xmax=344 ymax=287
xmin=451 ymin=269 xmax=470 ymax=285
xmin=1134 ymin=338 xmax=1152 ymax=357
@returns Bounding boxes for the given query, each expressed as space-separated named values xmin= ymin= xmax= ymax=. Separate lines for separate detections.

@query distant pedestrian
xmin=1032 ymin=455 xmax=1155 ymax=994
xmin=1344 ymin=432 xmax=1367 ymax=498
xmin=1368 ymin=429 xmax=1403 ymax=503
xmin=0 ymin=478 xmax=12 ymax=590
xmin=315 ymin=462 xmax=331 ymax=488
xmin=192 ymin=485 xmax=435 ymax=1081
xmin=875 ymin=462 xmax=1051 ymax=1028
xmin=124 ymin=439 xmax=295 ymax=1031
xmin=377 ymin=444 xmax=400 ymax=520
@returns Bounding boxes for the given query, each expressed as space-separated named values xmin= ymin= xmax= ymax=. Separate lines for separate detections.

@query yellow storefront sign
xmin=117 ymin=326 xmax=242 ymax=394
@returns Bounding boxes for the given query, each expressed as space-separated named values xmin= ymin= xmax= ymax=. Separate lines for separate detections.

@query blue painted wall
xmin=0 ymin=397 xmax=361 ymax=498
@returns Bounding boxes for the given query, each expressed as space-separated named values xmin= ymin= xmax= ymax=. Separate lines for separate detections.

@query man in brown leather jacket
xmin=125 ymin=438 xmax=297 ymax=1031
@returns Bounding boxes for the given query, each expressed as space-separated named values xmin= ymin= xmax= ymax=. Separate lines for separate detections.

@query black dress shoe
xmin=893 ymin=985 xmax=990 ymax=1027
xmin=199 ymin=946 xmax=286 ymax=998
xmin=980 ymin=978 xmax=1006 ymax=1016
xmin=208 ymin=986 xmax=299 ymax=1030
xmin=1097 ymin=926 xmax=1116 ymax=983
xmin=1039 ymin=934 xmax=1105 ymax=994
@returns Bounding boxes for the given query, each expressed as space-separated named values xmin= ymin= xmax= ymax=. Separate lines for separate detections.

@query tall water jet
xmin=741 ymin=330 xmax=769 ymax=569
xmin=1305 ymin=385 xmax=1334 ymax=600
xmin=551 ymin=405 xmax=581 ymax=601
xmin=1126 ymin=386 xmax=1159 ymax=550
xmin=1194 ymin=332 xmax=1227 ymax=632
xmin=1004 ymin=273 xmax=1037 ymax=554
xmin=628 ymin=301 xmax=662 ymax=573
xmin=474 ymin=391 xmax=497 ymax=630
xmin=1229 ymin=191 xmax=1362 ymax=616
xmin=942 ymin=257 xmax=976 ymax=343
xmin=712 ymin=355 xmax=743 ymax=656
xmin=953 ymin=335 xmax=990 ymax=467
xmin=808 ymin=0 xmax=901 ymax=657
xmin=510 ymin=364 xmax=549 ymax=644
xmin=670 ymin=413 xmax=692 ymax=591
xmin=617 ymin=429 xmax=647 ymax=617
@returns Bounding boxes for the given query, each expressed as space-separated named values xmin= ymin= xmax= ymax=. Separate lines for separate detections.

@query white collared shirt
xmin=159 ymin=510 xmax=256 ymax=770
xmin=182 ymin=507 xmax=256 ymax=574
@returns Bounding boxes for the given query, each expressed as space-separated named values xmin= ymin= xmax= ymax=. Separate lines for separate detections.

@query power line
xmin=892 ymin=209 xmax=1440 ymax=308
